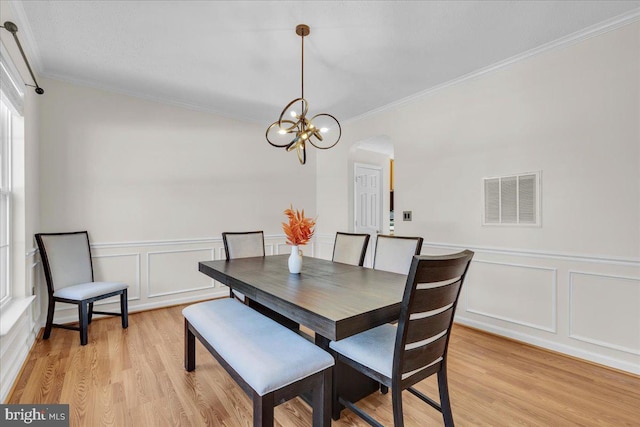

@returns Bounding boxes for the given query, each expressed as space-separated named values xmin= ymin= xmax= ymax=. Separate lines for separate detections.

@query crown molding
xmin=345 ymin=7 xmax=640 ymax=124
xmin=6 ymin=0 xmax=44 ymax=74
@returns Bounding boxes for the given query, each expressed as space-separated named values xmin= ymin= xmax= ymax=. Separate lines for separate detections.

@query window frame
xmin=0 ymin=99 xmax=11 ymax=306
xmin=0 ymin=42 xmax=25 ymax=309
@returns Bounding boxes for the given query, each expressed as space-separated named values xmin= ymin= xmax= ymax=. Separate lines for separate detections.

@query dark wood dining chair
xmin=35 ymin=231 xmax=129 ymax=346
xmin=330 ymin=250 xmax=474 ymax=426
xmin=222 ymin=231 xmax=265 ymax=302
xmin=373 ymin=234 xmax=424 ymax=275
xmin=332 ymin=232 xmax=370 ymax=266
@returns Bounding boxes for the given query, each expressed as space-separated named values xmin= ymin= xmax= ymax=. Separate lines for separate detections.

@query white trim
xmin=0 ymin=84 xmax=15 ymax=308
xmin=568 ymin=271 xmax=640 ymax=356
xmin=146 ymin=248 xmax=216 ymax=298
xmin=346 ymin=8 xmax=640 ymax=123
xmin=454 ymin=317 xmax=640 ymax=376
xmin=0 ymin=40 xmax=25 ymax=115
xmin=6 ymin=0 xmax=45 ymax=74
xmin=90 ymin=234 xmax=288 ymax=249
xmin=0 ymin=314 xmax=34 ymax=401
xmin=0 ymin=295 xmax=35 ymax=335
xmin=465 ymin=260 xmax=558 ymax=333
xmin=421 ymin=241 xmax=639 ymax=266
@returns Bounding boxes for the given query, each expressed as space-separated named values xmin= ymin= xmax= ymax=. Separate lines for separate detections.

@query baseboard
xmin=455 ymin=316 xmax=640 ymax=375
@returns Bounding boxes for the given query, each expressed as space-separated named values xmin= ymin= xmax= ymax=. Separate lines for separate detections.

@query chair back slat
xmin=393 ymin=250 xmax=474 ymax=387
xmin=332 ymin=232 xmax=370 ymax=266
xmin=401 ymin=334 xmax=448 ymax=376
xmin=405 ymin=306 xmax=455 ymax=346
xmin=222 ymin=231 xmax=265 ymax=260
xmin=413 ymin=259 xmax=471 ymax=283
xmin=411 ymin=281 xmax=461 ymax=314
xmin=36 ymin=231 xmax=94 ymax=293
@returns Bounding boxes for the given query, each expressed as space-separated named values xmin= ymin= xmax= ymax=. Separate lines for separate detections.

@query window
xmin=483 ymin=172 xmax=541 ymax=226
xmin=0 ymin=44 xmax=24 ymax=308
xmin=0 ymin=97 xmax=11 ymax=305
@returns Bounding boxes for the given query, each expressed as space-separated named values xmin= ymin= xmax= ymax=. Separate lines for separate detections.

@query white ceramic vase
xmin=288 ymin=245 xmax=303 ymax=274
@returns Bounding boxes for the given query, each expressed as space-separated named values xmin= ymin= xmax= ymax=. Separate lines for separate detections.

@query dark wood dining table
xmin=198 ymin=254 xmax=407 ymax=419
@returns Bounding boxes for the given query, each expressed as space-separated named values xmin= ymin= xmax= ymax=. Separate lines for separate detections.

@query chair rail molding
xmin=39 ymin=234 xmax=297 ymax=326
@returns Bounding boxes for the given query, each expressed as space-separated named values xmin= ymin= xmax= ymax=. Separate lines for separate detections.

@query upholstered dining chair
xmin=222 ymin=231 xmax=265 ymax=302
xmin=332 ymin=232 xmax=370 ymax=266
xmin=35 ymin=231 xmax=129 ymax=346
xmin=330 ymin=250 xmax=474 ymax=427
xmin=373 ymin=234 xmax=424 ymax=275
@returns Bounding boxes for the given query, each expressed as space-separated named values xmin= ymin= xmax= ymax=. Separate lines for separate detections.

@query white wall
xmin=36 ymin=78 xmax=317 ymax=324
xmin=316 ymin=21 xmax=640 ymax=373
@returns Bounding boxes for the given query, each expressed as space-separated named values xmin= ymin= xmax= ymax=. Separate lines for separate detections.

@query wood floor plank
xmin=6 ymin=303 xmax=640 ymax=426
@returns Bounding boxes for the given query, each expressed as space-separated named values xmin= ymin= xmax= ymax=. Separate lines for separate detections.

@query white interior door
xmin=354 ymin=164 xmax=383 ymax=267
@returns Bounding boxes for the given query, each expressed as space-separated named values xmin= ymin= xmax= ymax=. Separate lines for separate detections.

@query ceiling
xmin=7 ymin=1 xmax=640 ymax=124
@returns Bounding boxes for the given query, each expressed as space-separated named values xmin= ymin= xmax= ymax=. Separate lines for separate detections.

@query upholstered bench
xmin=183 ymin=298 xmax=334 ymax=427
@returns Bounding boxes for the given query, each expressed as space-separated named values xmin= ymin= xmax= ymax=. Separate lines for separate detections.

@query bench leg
xmin=253 ymin=391 xmax=274 ymax=427
xmin=185 ymin=320 xmax=196 ymax=371
xmin=311 ymin=368 xmax=332 ymax=427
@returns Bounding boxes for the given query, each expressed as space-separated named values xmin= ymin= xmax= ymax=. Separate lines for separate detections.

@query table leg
xmin=315 ymin=334 xmax=379 ymax=420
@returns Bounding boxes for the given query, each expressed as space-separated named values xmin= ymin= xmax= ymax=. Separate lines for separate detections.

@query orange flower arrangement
xmin=282 ymin=205 xmax=316 ymax=246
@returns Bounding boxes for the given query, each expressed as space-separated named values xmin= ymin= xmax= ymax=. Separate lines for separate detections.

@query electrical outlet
xmin=403 ymin=211 xmax=412 ymax=221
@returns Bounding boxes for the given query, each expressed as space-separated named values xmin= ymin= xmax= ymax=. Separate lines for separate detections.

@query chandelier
xmin=266 ymin=24 xmax=341 ymax=165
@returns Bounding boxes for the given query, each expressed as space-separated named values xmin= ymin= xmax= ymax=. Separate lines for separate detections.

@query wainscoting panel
xmin=465 ymin=260 xmax=557 ymax=332
xmin=569 ymin=271 xmax=640 ymax=355
xmin=92 ymin=253 xmax=141 ymax=302
xmin=422 ymin=241 xmax=640 ymax=375
xmin=147 ymin=248 xmax=215 ymax=298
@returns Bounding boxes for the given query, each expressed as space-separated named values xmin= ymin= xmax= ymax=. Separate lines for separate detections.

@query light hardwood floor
xmin=7 ymin=303 xmax=640 ymax=426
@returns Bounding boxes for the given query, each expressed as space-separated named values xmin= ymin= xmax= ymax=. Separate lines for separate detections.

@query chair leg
xmin=253 ymin=391 xmax=274 ymax=427
xmin=438 ymin=369 xmax=455 ymax=427
xmin=184 ymin=321 xmax=196 ymax=372
xmin=88 ymin=302 xmax=94 ymax=324
xmin=43 ymin=298 xmax=55 ymax=339
xmin=78 ymin=302 xmax=89 ymax=345
xmin=392 ymin=387 xmax=404 ymax=427
xmin=311 ymin=369 xmax=331 ymax=427
xmin=120 ymin=289 xmax=129 ymax=329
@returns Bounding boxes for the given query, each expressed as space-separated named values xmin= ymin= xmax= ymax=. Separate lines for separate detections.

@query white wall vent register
xmin=483 ymin=172 xmax=541 ymax=226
